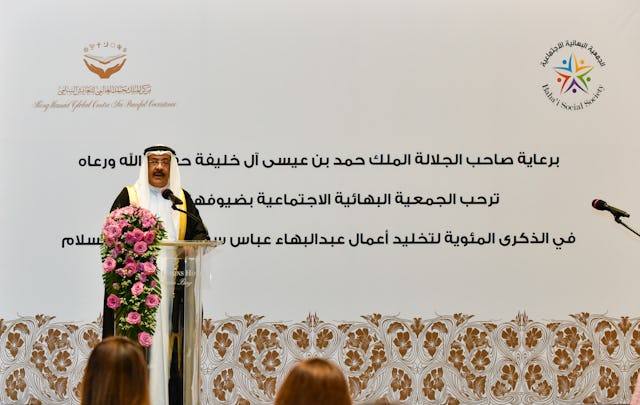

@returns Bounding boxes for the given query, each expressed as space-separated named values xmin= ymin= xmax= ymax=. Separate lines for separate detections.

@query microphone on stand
xmin=162 ymin=189 xmax=184 ymax=206
xmin=592 ymin=199 xmax=630 ymax=218
xmin=162 ymin=188 xmax=210 ymax=240
xmin=592 ymin=198 xmax=640 ymax=237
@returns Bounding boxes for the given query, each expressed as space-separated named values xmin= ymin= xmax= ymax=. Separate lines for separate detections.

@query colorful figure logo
xmin=553 ymin=54 xmax=593 ymax=94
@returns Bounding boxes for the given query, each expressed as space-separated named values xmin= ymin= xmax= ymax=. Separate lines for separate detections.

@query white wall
xmin=1 ymin=0 xmax=639 ymax=323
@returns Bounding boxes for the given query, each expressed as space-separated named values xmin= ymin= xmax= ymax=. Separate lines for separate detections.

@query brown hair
xmin=80 ymin=336 xmax=150 ymax=405
xmin=274 ymin=358 xmax=352 ymax=405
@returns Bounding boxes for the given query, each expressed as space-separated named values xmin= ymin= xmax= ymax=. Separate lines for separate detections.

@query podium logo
xmin=83 ymin=41 xmax=127 ymax=79
xmin=540 ymin=41 xmax=606 ymax=111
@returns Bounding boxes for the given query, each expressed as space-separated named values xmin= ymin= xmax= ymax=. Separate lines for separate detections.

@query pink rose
xmin=150 ymin=281 xmax=158 ymax=288
xmin=124 ymin=231 xmax=137 ymax=244
xmin=120 ymin=206 xmax=135 ymax=216
xmin=103 ymin=223 xmax=121 ymax=240
xmin=126 ymin=312 xmax=141 ymax=325
xmin=143 ymin=231 xmax=155 ymax=244
xmin=102 ymin=257 xmax=116 ymax=273
xmin=118 ymin=219 xmax=130 ymax=231
xmin=133 ymin=241 xmax=148 ymax=255
xmin=125 ymin=228 xmax=144 ymax=245
xmin=142 ymin=262 xmax=156 ymax=276
xmin=112 ymin=242 xmax=124 ymax=257
xmin=138 ymin=331 xmax=153 ymax=348
xmin=132 ymin=228 xmax=145 ymax=240
xmin=103 ymin=216 xmax=116 ymax=225
xmin=142 ymin=213 xmax=157 ymax=228
xmin=131 ymin=281 xmax=144 ymax=296
xmin=145 ymin=294 xmax=160 ymax=308
xmin=106 ymin=294 xmax=121 ymax=309
xmin=124 ymin=257 xmax=137 ymax=276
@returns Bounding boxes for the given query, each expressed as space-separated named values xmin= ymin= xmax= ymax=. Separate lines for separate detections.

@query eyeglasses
xmin=148 ymin=159 xmax=171 ymax=167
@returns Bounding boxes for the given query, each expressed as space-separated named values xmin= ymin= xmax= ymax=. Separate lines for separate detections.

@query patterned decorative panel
xmin=0 ymin=315 xmax=98 ymax=405
xmin=1 ymin=313 xmax=639 ymax=404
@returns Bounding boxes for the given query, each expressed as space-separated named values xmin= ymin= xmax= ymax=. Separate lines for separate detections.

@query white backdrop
xmin=2 ymin=0 xmax=640 ymax=324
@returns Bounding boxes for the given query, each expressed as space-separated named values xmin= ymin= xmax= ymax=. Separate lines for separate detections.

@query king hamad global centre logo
xmin=32 ymin=39 xmax=179 ymax=112
xmin=83 ymin=41 xmax=127 ymax=79
xmin=540 ymin=40 xmax=606 ymax=111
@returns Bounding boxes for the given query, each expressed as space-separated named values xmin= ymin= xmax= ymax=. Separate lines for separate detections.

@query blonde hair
xmin=80 ymin=336 xmax=150 ymax=405
xmin=274 ymin=358 xmax=352 ymax=405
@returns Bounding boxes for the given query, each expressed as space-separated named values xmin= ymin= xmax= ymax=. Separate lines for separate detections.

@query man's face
xmin=147 ymin=153 xmax=171 ymax=188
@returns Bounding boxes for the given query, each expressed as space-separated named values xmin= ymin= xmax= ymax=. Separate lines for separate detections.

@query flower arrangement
xmin=100 ymin=205 xmax=167 ymax=347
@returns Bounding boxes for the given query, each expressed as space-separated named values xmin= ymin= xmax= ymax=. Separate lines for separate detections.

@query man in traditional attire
xmin=103 ymin=145 xmax=209 ymax=405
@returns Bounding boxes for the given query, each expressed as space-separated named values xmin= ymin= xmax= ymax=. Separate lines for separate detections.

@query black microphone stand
xmin=170 ymin=202 xmax=211 ymax=239
xmin=614 ymin=215 xmax=640 ymax=238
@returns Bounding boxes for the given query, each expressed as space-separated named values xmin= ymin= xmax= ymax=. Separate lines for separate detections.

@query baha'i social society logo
xmin=540 ymin=40 xmax=605 ymax=111
xmin=83 ymin=41 xmax=127 ymax=79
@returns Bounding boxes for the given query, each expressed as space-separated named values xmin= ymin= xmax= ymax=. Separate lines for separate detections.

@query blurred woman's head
xmin=274 ymin=357 xmax=352 ymax=405
xmin=80 ymin=336 xmax=149 ymax=405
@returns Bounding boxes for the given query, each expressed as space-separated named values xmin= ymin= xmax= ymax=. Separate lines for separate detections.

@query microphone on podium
xmin=162 ymin=188 xmax=210 ymax=239
xmin=162 ymin=189 xmax=184 ymax=206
